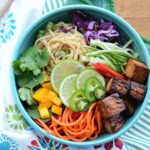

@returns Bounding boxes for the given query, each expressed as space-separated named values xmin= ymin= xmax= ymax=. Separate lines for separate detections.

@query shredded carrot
xmin=35 ymin=102 xmax=102 ymax=142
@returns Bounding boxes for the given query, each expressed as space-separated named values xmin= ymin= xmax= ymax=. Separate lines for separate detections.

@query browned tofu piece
xmin=103 ymin=113 xmax=124 ymax=133
xmin=106 ymin=77 xmax=130 ymax=97
xmin=99 ymin=94 xmax=126 ymax=119
xmin=130 ymin=81 xmax=147 ymax=101
xmin=123 ymin=97 xmax=136 ymax=117
xmin=125 ymin=59 xmax=149 ymax=84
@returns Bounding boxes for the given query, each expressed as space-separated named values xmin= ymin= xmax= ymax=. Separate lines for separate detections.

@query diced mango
xmin=38 ymin=107 xmax=50 ymax=119
xmin=41 ymin=82 xmax=53 ymax=90
xmin=39 ymin=101 xmax=52 ymax=109
xmin=51 ymin=105 xmax=62 ymax=115
xmin=32 ymin=88 xmax=50 ymax=102
xmin=47 ymin=91 xmax=57 ymax=100
xmin=51 ymin=97 xmax=62 ymax=106
xmin=32 ymin=88 xmax=57 ymax=103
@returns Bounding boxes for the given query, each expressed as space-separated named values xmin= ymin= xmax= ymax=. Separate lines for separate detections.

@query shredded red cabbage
xmin=72 ymin=10 xmax=119 ymax=44
xmin=60 ymin=26 xmax=75 ymax=33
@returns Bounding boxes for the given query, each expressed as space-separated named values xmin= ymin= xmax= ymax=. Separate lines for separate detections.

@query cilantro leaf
xmin=13 ymin=46 xmax=50 ymax=105
xmin=15 ymin=46 xmax=49 ymax=76
xmin=27 ymin=105 xmax=40 ymax=119
xmin=18 ymin=88 xmax=35 ymax=105
xmin=13 ymin=60 xmax=22 ymax=75
xmin=17 ymin=71 xmax=44 ymax=89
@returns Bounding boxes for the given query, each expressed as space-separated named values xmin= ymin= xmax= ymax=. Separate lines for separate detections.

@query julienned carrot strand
xmin=35 ymin=102 xmax=102 ymax=142
xmin=36 ymin=119 xmax=53 ymax=134
xmin=51 ymin=111 xmax=83 ymax=126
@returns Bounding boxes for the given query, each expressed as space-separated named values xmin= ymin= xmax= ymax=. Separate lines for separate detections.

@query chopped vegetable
xmin=72 ymin=10 xmax=119 ymax=44
xmin=85 ymin=77 xmax=103 ymax=102
xmin=93 ymin=63 xmax=125 ymax=79
xmin=69 ymin=90 xmax=86 ymax=112
xmin=60 ymin=26 xmax=74 ymax=33
xmin=85 ymin=40 xmax=138 ymax=73
xmin=37 ymin=29 xmax=45 ymax=38
xmin=51 ymin=105 xmax=62 ymax=115
xmin=32 ymin=88 xmax=50 ymax=102
xmin=94 ymin=86 xmax=105 ymax=100
xmin=51 ymin=97 xmax=62 ymax=106
xmin=32 ymin=88 xmax=57 ymax=103
xmin=39 ymin=101 xmax=53 ymax=109
xmin=41 ymin=82 xmax=53 ymax=90
xmin=27 ymin=105 xmax=40 ymax=119
xmin=75 ymin=99 xmax=89 ymax=112
xmin=90 ymin=39 xmax=134 ymax=54
xmin=38 ymin=107 xmax=51 ymax=119
xmin=46 ymin=21 xmax=53 ymax=30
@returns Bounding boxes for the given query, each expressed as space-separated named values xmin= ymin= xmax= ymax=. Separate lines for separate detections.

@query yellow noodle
xmin=35 ymin=22 xmax=86 ymax=74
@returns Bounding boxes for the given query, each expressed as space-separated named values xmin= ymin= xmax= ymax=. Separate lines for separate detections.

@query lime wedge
xmin=76 ymin=68 xmax=105 ymax=90
xmin=51 ymin=59 xmax=85 ymax=93
xmin=59 ymin=74 xmax=77 ymax=106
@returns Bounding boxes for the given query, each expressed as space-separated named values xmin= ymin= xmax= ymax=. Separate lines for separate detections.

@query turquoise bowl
xmin=11 ymin=5 xmax=150 ymax=147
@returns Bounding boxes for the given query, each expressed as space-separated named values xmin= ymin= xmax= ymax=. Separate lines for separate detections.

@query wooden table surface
xmin=114 ymin=0 xmax=150 ymax=39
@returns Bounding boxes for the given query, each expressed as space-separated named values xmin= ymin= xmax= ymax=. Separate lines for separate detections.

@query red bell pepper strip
xmin=92 ymin=63 xmax=125 ymax=79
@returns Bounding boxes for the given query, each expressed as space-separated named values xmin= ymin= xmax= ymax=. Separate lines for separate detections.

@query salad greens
xmin=26 ymin=105 xmax=40 ymax=119
xmin=13 ymin=46 xmax=50 ymax=105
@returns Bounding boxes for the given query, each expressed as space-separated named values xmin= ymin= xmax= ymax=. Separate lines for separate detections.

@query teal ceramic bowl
xmin=11 ymin=5 xmax=150 ymax=147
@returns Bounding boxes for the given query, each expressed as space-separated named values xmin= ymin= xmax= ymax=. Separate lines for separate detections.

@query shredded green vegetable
xmin=84 ymin=40 xmax=138 ymax=73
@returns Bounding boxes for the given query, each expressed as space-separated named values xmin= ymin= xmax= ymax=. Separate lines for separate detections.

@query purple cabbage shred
xmin=72 ymin=10 xmax=119 ymax=44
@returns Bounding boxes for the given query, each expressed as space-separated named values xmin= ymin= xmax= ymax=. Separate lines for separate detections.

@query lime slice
xmin=76 ymin=68 xmax=105 ymax=90
xmin=51 ymin=59 xmax=85 ymax=93
xmin=59 ymin=74 xmax=77 ymax=107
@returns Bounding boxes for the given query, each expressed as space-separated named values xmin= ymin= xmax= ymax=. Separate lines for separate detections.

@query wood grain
xmin=114 ymin=0 xmax=150 ymax=38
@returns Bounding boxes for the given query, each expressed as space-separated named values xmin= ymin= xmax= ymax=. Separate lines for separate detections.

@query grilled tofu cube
xmin=106 ymin=78 xmax=130 ymax=97
xmin=99 ymin=94 xmax=126 ymax=119
xmin=123 ymin=97 xmax=136 ymax=117
xmin=103 ymin=113 xmax=124 ymax=133
xmin=130 ymin=81 xmax=147 ymax=101
xmin=125 ymin=59 xmax=149 ymax=84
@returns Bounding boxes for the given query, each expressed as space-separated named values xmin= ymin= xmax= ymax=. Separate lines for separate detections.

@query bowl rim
xmin=10 ymin=4 xmax=150 ymax=147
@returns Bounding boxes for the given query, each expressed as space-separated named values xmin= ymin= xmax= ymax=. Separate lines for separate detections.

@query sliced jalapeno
xmin=85 ymin=77 xmax=104 ymax=102
xmin=75 ymin=99 xmax=90 ymax=112
xmin=94 ymin=86 xmax=105 ymax=100
xmin=69 ymin=90 xmax=86 ymax=112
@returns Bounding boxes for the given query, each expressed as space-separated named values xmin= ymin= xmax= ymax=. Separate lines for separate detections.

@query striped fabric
xmin=43 ymin=0 xmax=115 ymax=14
xmin=44 ymin=0 xmax=150 ymax=150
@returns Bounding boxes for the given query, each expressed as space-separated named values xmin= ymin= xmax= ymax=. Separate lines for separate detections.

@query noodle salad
xmin=13 ymin=10 xmax=149 ymax=142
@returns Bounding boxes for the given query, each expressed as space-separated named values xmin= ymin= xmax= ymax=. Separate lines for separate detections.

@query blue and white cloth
xmin=0 ymin=0 xmax=150 ymax=150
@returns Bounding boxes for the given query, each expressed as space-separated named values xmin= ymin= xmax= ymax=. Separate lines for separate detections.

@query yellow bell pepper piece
xmin=51 ymin=97 xmax=62 ymax=106
xmin=41 ymin=82 xmax=53 ymax=90
xmin=32 ymin=88 xmax=49 ymax=102
xmin=39 ymin=101 xmax=52 ymax=109
xmin=38 ymin=107 xmax=50 ymax=119
xmin=32 ymin=88 xmax=57 ymax=103
xmin=51 ymin=105 xmax=62 ymax=115
xmin=47 ymin=91 xmax=57 ymax=100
